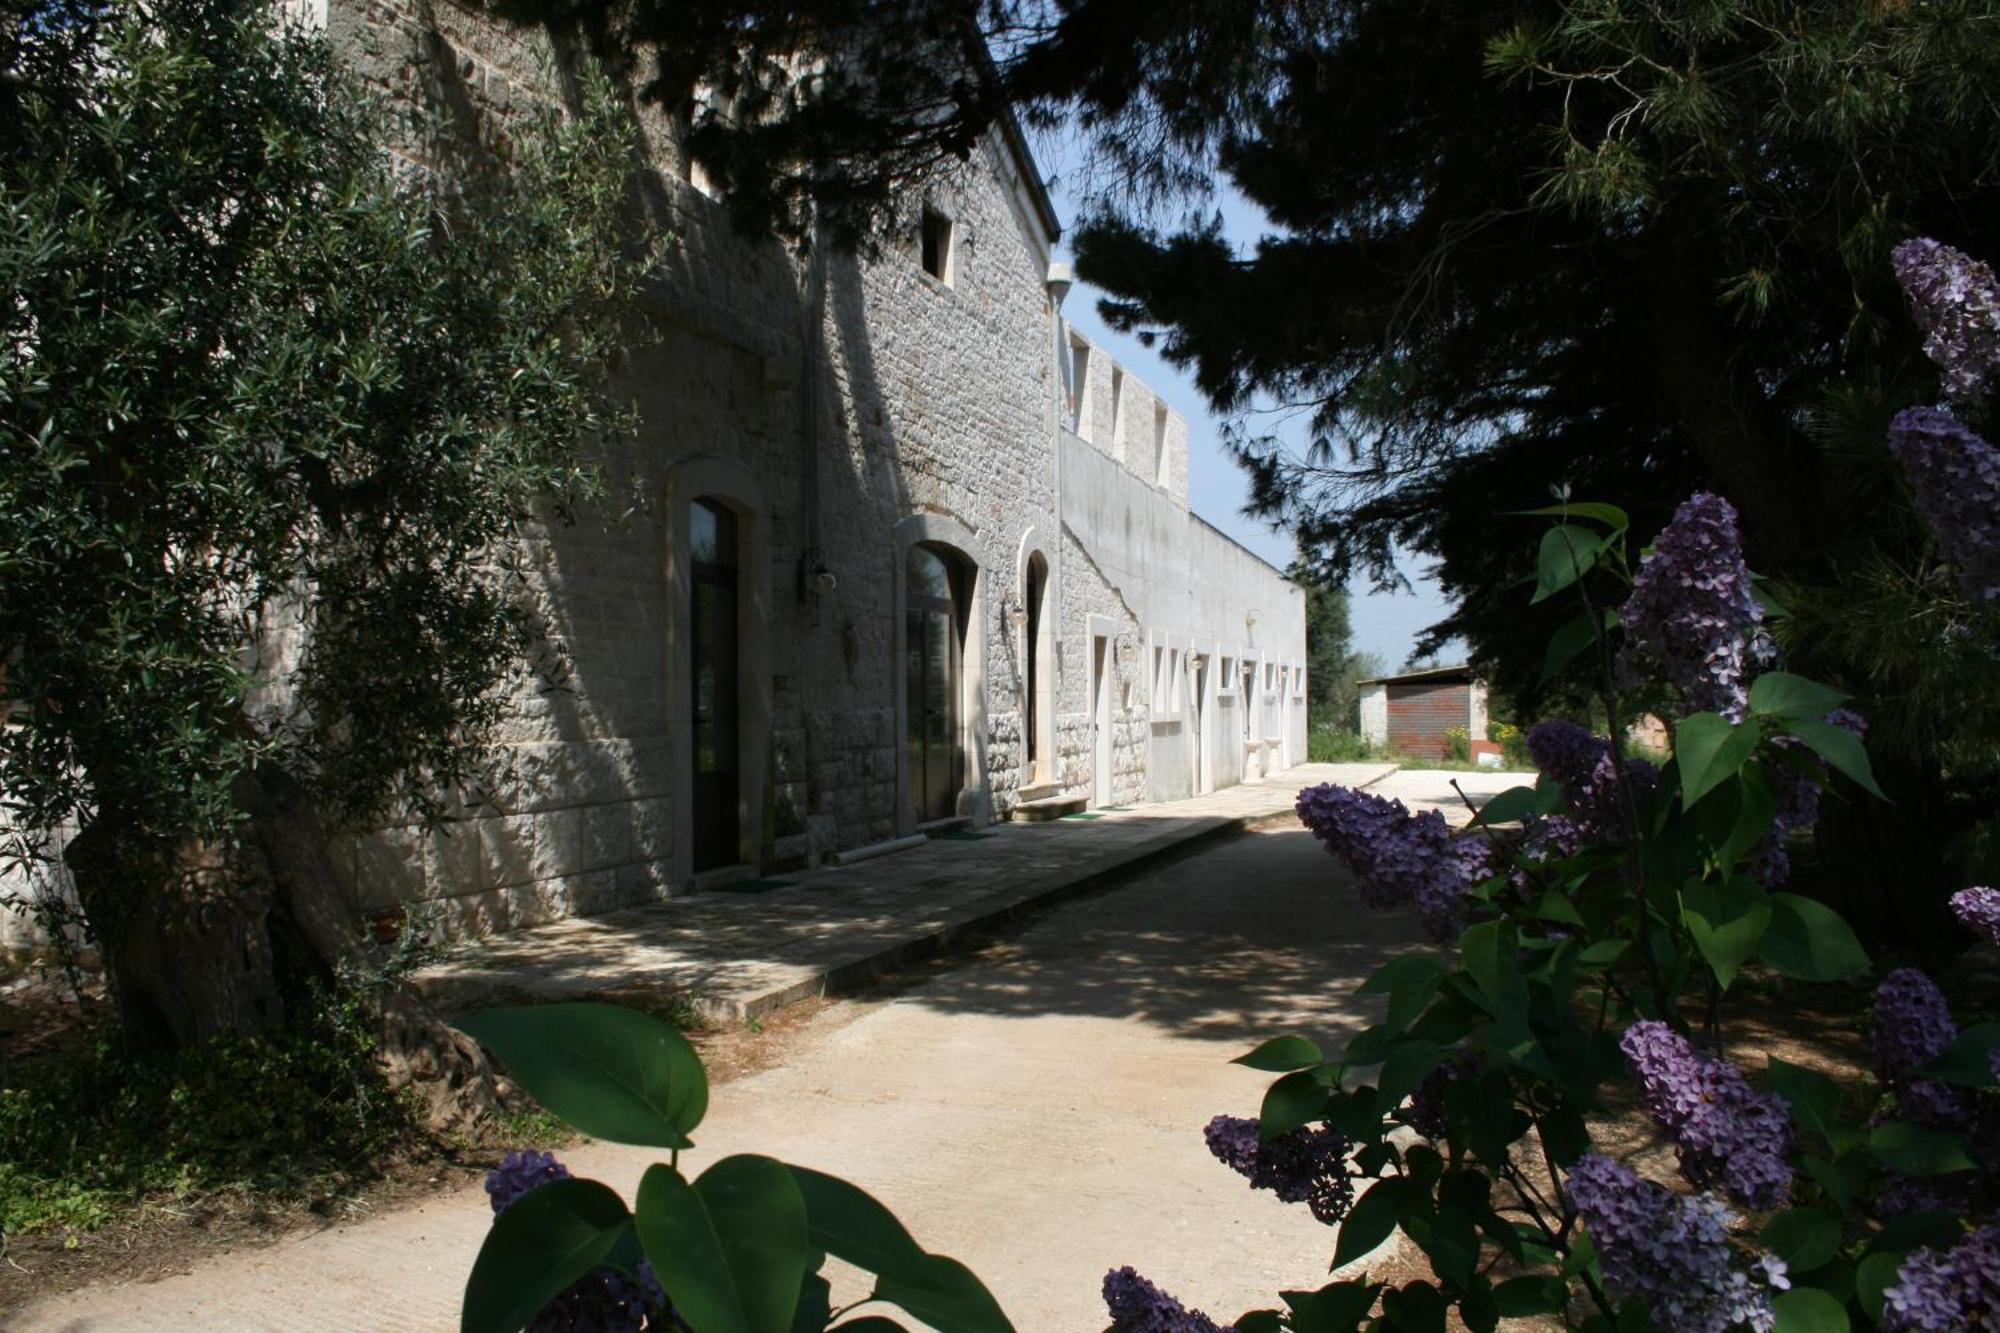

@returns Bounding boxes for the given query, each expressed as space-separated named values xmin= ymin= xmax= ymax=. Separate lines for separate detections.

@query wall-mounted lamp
xmin=797 ymin=548 xmax=838 ymax=599
xmin=1006 ymin=604 xmax=1028 ymax=629
xmin=1046 ymin=261 xmax=1074 ymax=310
xmin=1245 ymin=609 xmax=1261 ymax=632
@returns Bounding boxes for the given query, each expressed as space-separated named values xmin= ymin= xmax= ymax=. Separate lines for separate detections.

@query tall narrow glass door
xmin=690 ymin=499 xmax=739 ymax=871
xmin=905 ymin=545 xmax=963 ymax=824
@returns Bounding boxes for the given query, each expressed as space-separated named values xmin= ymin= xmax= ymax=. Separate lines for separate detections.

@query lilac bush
xmin=485 ymin=1150 xmax=668 ymax=1333
xmin=1202 ymin=1116 xmax=1355 ymax=1224
xmin=1871 ymin=969 xmax=1959 ymax=1080
xmin=1887 ymin=406 xmax=2000 ymax=606
xmin=1101 ymin=1267 xmax=1234 ymax=1333
xmin=1564 ymin=1154 xmax=1788 ymax=1333
xmin=1892 ymin=237 xmax=2000 ymax=405
xmin=1617 ymin=492 xmax=1767 ymax=720
xmin=1620 ymin=1021 xmax=1792 ymax=1209
xmin=1883 ymin=1225 xmax=2000 ymax=1331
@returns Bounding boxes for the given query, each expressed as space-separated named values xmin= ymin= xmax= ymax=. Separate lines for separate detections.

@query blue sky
xmin=1034 ymin=146 xmax=1460 ymax=671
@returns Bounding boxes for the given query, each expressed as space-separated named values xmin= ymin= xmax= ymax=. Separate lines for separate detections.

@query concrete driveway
xmin=11 ymin=769 xmax=1524 ymax=1332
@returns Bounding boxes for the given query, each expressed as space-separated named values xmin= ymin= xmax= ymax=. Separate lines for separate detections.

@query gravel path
xmin=9 ymin=769 xmax=1525 ymax=1332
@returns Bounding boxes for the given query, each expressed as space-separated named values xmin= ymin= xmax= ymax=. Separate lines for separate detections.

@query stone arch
xmin=663 ymin=454 xmax=772 ymax=887
xmin=1013 ymin=527 xmax=1057 ymax=789
xmin=892 ymin=512 xmax=990 ymax=832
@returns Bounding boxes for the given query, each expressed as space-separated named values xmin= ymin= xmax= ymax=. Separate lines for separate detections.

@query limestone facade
xmin=0 ymin=3 xmax=1309 ymax=951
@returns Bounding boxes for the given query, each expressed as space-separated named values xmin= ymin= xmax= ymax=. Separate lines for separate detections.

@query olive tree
xmin=0 ymin=0 xmax=656 ymax=1044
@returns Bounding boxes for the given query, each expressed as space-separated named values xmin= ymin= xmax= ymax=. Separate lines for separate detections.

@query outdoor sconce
xmin=1006 ymin=600 xmax=1028 ymax=629
xmin=1046 ymin=261 xmax=1074 ymax=310
xmin=1245 ymin=609 xmax=1261 ymax=632
xmin=797 ymin=548 xmax=838 ymax=599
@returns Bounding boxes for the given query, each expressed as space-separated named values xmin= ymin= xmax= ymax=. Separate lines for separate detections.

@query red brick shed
xmin=1357 ymin=664 xmax=1487 ymax=761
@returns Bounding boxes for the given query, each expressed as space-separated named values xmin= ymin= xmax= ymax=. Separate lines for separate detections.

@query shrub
xmin=0 ymin=983 xmax=416 ymax=1235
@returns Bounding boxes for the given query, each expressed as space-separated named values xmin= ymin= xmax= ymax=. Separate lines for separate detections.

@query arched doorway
xmin=905 ymin=542 xmax=969 ymax=823
xmin=690 ymin=497 xmax=740 ymax=871
xmin=1024 ymin=551 xmax=1051 ymax=784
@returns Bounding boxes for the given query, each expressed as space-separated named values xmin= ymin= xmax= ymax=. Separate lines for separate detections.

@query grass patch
xmin=0 ymin=982 xmax=420 ymax=1237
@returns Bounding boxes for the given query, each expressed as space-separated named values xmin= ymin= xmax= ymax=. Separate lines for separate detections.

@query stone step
xmin=1014 ymin=781 xmax=1060 ymax=803
xmin=1009 ymin=792 xmax=1088 ymax=823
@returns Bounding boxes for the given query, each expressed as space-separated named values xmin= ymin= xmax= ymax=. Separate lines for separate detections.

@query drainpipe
xmin=798 ymin=206 xmax=832 ymax=611
xmin=1046 ymin=262 xmax=1073 ymax=790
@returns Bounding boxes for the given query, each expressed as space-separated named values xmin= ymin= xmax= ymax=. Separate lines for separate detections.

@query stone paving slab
xmin=410 ymin=762 xmax=1398 ymax=1022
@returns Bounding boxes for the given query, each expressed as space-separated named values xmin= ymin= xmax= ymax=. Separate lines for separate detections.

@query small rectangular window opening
xmin=921 ymin=208 xmax=953 ymax=283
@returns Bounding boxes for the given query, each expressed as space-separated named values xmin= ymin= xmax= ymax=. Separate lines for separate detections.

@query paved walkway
xmin=408 ymin=762 xmax=1399 ymax=1021
xmin=11 ymin=767 xmax=1528 ymax=1332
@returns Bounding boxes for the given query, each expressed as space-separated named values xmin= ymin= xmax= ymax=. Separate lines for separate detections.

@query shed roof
xmin=1358 ymin=663 xmax=1478 ymax=687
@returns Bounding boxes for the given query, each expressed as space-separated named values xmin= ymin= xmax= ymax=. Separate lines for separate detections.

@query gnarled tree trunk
xmin=62 ymin=765 xmax=509 ymax=1128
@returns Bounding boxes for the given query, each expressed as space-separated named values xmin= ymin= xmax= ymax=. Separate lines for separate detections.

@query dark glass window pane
xmin=691 ymin=498 xmax=736 ymax=567
xmin=907 ymin=544 xmax=950 ymax=601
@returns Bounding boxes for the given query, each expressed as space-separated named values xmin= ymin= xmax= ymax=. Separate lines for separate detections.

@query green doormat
xmin=708 ymin=877 xmax=797 ymax=894
xmin=930 ymin=828 xmax=995 ymax=841
xmin=1060 ymin=811 xmax=1107 ymax=821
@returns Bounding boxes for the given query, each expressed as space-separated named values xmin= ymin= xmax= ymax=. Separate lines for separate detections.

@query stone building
xmin=0 ymin=2 xmax=1308 ymax=951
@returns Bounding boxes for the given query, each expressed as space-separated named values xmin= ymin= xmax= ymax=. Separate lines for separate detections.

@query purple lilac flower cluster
xmin=486 ymin=1151 xmax=669 ymax=1333
xmin=1618 ymin=493 xmax=1767 ymax=721
xmin=1883 ymin=1225 xmax=2000 ymax=1331
xmin=1620 ymin=1021 xmax=1792 ymax=1208
xmin=1295 ymin=783 xmax=1495 ymax=940
xmin=1888 ymin=406 xmax=2000 ymax=606
xmin=1953 ymin=887 xmax=2000 ymax=945
xmin=1564 ymin=1154 xmax=1789 ymax=1333
xmin=1892 ymin=238 xmax=2000 ymax=405
xmin=1524 ymin=720 xmax=1658 ymax=845
xmin=1203 ymin=1115 xmax=1355 ymax=1224
xmin=1746 ymin=709 xmax=1866 ymax=887
xmin=1871 ymin=969 xmax=1967 ymax=1130
xmin=1102 ymin=1267 xmax=1235 ymax=1333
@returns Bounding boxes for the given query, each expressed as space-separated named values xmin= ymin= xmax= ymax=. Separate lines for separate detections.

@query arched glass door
xmin=690 ymin=499 xmax=740 ymax=871
xmin=1025 ymin=553 xmax=1048 ymax=779
xmin=906 ymin=544 xmax=965 ymax=823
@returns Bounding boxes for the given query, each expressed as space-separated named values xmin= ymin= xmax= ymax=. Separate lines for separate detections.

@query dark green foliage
xmin=0 ymin=0 xmax=655 ymax=861
xmin=0 ymin=984 xmax=413 ymax=1234
xmin=1295 ymin=566 xmax=1371 ymax=734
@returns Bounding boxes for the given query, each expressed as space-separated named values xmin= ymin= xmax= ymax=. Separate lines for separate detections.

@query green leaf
xmin=1916 ymin=1022 xmax=2000 ymax=1087
xmin=1575 ymin=939 xmax=1630 ymax=968
xmin=1761 ymin=1208 xmax=1841 ymax=1274
xmin=455 ymin=1003 xmax=707 ymax=1149
xmin=1771 ymin=1287 xmax=1849 ymax=1333
xmin=1469 ymin=783 xmax=1542 ymax=826
xmin=1787 ymin=719 xmax=1885 ymax=800
xmin=1375 ymin=1040 xmax=1443 ymax=1111
xmin=462 ymin=1178 xmax=633 ymax=1333
xmin=1359 ymin=955 xmax=1450 ymax=1037
xmin=1231 ymin=1313 xmax=1287 ymax=1333
xmin=1759 ymin=894 xmax=1870 ymax=982
xmin=1868 ymin=1121 xmax=1978 ymax=1177
xmin=1281 ymin=1281 xmax=1379 ymax=1333
xmin=1856 ymin=1252 xmax=1905 ymax=1328
xmin=787 ymin=1167 xmax=1014 ymax=1333
xmin=1514 ymin=502 xmax=1630 ymax=531
xmin=1459 ymin=923 xmax=1528 ymax=1023
xmin=1748 ymin=673 xmax=1850 ymax=720
xmin=874 ymin=1255 xmax=1016 ymax=1333
xmin=1234 ymin=1035 xmax=1325 ymax=1072
xmin=1261 ymin=1069 xmax=1329 ymax=1140
xmin=1675 ymin=712 xmax=1762 ymax=808
xmin=1491 ymin=1276 xmax=1567 ymax=1317
xmin=1680 ymin=878 xmax=1771 ymax=990
xmin=1767 ymin=1058 xmax=1844 ymax=1146
xmin=1531 ymin=525 xmax=1609 ymax=604
xmin=635 ymin=1157 xmax=810 ymax=1333
xmin=1333 ymin=1178 xmax=1407 ymax=1271
xmin=1540 ymin=611 xmax=1615 ymax=686
xmin=830 ymin=1321 xmax=912 ymax=1332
